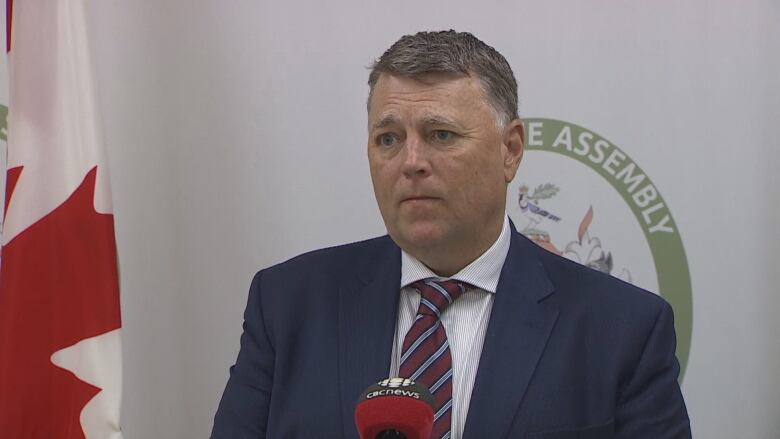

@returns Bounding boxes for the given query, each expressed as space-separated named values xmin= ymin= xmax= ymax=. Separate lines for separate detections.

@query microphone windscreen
xmin=355 ymin=378 xmax=434 ymax=439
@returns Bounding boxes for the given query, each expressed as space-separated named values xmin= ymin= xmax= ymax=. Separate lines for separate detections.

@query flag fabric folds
xmin=0 ymin=1 xmax=123 ymax=438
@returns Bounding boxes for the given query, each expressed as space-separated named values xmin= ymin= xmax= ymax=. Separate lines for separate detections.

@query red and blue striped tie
xmin=399 ymin=279 xmax=470 ymax=439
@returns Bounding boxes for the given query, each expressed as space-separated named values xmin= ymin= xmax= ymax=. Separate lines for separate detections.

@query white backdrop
xmin=10 ymin=1 xmax=773 ymax=438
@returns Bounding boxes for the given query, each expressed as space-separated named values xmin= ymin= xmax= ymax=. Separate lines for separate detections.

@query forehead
xmin=368 ymin=73 xmax=492 ymax=124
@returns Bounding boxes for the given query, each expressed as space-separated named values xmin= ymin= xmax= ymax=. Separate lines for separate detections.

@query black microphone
xmin=354 ymin=378 xmax=435 ymax=439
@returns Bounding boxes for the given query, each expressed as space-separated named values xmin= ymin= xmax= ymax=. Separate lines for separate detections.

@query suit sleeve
xmin=211 ymin=271 xmax=274 ymax=439
xmin=615 ymin=301 xmax=692 ymax=438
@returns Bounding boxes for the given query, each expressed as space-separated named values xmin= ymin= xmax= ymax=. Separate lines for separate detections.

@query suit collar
xmin=463 ymin=225 xmax=559 ymax=438
xmin=338 ymin=238 xmax=401 ymax=439
xmin=337 ymin=226 xmax=559 ymax=438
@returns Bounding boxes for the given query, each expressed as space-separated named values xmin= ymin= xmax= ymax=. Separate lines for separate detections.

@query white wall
xmin=85 ymin=1 xmax=780 ymax=438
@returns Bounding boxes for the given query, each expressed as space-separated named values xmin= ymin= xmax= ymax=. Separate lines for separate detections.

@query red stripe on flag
xmin=4 ymin=165 xmax=22 ymax=216
xmin=5 ymin=0 xmax=12 ymax=53
xmin=0 ymin=167 xmax=122 ymax=437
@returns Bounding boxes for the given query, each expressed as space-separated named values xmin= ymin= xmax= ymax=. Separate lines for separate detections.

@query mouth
xmin=400 ymin=196 xmax=441 ymax=204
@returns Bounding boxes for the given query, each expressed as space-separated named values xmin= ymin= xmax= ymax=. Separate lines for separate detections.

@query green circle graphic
xmin=522 ymin=118 xmax=692 ymax=379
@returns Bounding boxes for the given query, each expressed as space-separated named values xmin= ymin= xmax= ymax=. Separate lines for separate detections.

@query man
xmin=212 ymin=30 xmax=691 ymax=438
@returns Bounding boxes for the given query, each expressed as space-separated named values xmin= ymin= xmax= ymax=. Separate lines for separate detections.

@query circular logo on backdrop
xmin=507 ymin=118 xmax=692 ymax=379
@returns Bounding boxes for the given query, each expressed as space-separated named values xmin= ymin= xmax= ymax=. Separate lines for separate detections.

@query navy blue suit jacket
xmin=212 ymin=227 xmax=691 ymax=438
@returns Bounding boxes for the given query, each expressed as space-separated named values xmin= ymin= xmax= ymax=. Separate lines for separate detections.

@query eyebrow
xmin=370 ymin=114 xmax=464 ymax=132
xmin=370 ymin=115 xmax=398 ymax=132
xmin=420 ymin=114 xmax=462 ymax=129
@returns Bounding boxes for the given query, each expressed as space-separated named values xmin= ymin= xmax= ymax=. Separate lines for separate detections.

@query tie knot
xmin=410 ymin=279 xmax=470 ymax=317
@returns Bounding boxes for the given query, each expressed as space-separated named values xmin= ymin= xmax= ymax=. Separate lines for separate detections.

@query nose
xmin=401 ymin=134 xmax=431 ymax=179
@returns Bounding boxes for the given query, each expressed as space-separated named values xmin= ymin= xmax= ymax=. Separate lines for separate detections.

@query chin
xmin=394 ymin=223 xmax=447 ymax=251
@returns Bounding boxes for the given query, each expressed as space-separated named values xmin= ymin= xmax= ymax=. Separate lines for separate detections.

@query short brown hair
xmin=368 ymin=30 xmax=519 ymax=126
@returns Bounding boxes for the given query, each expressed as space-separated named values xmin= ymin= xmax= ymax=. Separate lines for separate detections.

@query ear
xmin=502 ymin=118 xmax=525 ymax=183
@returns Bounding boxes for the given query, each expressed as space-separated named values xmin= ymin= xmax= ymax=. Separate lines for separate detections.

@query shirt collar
xmin=400 ymin=215 xmax=511 ymax=294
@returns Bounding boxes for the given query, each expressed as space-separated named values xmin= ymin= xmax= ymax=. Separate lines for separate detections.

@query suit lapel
xmin=338 ymin=239 xmax=401 ymax=438
xmin=463 ymin=230 xmax=559 ymax=439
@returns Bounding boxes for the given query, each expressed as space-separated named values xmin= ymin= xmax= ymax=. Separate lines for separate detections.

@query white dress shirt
xmin=389 ymin=215 xmax=511 ymax=439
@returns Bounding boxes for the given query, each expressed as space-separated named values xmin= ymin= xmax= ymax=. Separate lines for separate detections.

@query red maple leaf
xmin=0 ymin=166 xmax=121 ymax=438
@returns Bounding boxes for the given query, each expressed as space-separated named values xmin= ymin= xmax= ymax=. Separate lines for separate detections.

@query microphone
xmin=354 ymin=378 xmax=435 ymax=439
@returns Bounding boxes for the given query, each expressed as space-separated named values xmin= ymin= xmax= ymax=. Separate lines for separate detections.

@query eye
xmin=432 ymin=130 xmax=454 ymax=142
xmin=377 ymin=133 xmax=398 ymax=147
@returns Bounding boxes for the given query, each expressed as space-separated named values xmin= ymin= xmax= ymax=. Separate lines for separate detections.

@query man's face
xmin=367 ymin=73 xmax=523 ymax=271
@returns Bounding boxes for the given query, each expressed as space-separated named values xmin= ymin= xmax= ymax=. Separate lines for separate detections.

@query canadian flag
xmin=0 ymin=1 xmax=123 ymax=438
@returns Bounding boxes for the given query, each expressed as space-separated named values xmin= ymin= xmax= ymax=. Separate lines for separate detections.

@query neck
xmin=413 ymin=215 xmax=504 ymax=277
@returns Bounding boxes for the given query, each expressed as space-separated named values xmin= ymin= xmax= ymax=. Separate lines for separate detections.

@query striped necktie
xmin=399 ymin=279 xmax=470 ymax=439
